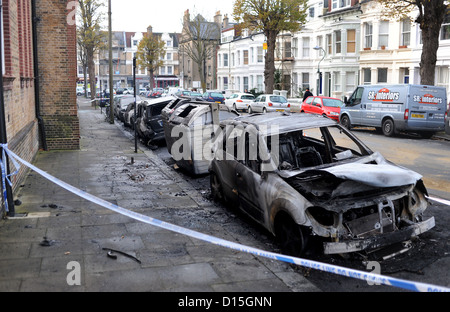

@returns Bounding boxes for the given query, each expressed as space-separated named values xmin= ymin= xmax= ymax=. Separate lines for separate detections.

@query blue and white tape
xmin=1 ymin=144 xmax=449 ymax=292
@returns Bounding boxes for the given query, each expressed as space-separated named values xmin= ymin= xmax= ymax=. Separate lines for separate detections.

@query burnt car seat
xmin=296 ymin=146 xmax=323 ymax=168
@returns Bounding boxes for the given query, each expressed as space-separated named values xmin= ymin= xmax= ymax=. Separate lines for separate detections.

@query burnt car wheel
xmin=210 ymin=172 xmax=224 ymax=202
xmin=275 ymin=213 xmax=308 ymax=256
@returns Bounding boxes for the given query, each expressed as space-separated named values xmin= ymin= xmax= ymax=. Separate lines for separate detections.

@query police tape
xmin=1 ymin=144 xmax=449 ymax=292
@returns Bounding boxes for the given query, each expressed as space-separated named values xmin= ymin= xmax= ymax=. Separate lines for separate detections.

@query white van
xmin=340 ymin=84 xmax=447 ymax=137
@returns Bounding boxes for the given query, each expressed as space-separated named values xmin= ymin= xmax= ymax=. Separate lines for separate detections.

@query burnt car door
xmin=234 ymin=131 xmax=266 ymax=223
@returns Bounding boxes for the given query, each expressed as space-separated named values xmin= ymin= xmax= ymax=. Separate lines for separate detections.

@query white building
xmin=216 ymin=0 xmax=450 ymax=102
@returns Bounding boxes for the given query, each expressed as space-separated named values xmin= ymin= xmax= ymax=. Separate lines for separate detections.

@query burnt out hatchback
xmin=209 ymin=113 xmax=435 ymax=256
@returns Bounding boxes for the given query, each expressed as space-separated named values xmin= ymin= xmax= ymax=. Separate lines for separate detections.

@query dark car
xmin=202 ymin=91 xmax=225 ymax=104
xmin=135 ymin=97 xmax=175 ymax=147
xmin=114 ymin=95 xmax=143 ymax=122
xmin=209 ymin=113 xmax=434 ymax=256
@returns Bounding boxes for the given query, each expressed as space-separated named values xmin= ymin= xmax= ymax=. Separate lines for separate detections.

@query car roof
xmin=222 ymin=113 xmax=337 ymax=136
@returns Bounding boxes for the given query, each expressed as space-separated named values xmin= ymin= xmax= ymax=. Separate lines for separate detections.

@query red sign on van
xmin=367 ymin=88 xmax=400 ymax=102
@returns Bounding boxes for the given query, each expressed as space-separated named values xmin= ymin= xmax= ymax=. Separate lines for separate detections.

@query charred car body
xmin=209 ymin=113 xmax=434 ymax=256
xmin=135 ymin=96 xmax=176 ymax=146
xmin=164 ymin=100 xmax=239 ymax=175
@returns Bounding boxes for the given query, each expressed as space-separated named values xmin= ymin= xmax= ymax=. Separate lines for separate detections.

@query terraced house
xmin=1 ymin=0 xmax=78 ymax=215
xmin=217 ymin=0 xmax=450 ymax=102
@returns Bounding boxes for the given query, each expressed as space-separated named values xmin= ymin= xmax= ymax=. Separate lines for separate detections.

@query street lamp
xmin=313 ymin=46 xmax=325 ymax=95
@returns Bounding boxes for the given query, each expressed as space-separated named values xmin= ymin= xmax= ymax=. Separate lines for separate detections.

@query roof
xmin=222 ymin=113 xmax=337 ymax=136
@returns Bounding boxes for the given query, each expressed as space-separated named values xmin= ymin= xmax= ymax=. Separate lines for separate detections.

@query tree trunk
xmin=87 ymin=49 xmax=96 ymax=100
xmin=417 ymin=1 xmax=446 ymax=86
xmin=149 ymin=70 xmax=154 ymax=90
xmin=264 ymin=30 xmax=278 ymax=94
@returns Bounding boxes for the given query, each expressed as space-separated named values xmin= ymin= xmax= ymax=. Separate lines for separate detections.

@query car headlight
xmin=329 ymin=112 xmax=339 ymax=116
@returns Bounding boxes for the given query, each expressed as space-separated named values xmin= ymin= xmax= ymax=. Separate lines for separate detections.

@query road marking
xmin=427 ymin=196 xmax=450 ymax=206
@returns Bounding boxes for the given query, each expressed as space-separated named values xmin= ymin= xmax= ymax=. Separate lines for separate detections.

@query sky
xmin=107 ymin=0 xmax=236 ymax=33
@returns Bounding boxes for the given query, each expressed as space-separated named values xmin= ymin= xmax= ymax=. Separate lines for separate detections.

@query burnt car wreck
xmin=209 ymin=113 xmax=435 ymax=256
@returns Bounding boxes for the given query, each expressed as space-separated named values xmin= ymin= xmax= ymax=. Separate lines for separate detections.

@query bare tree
xmin=77 ymin=0 xmax=105 ymax=100
xmin=181 ymin=11 xmax=220 ymax=92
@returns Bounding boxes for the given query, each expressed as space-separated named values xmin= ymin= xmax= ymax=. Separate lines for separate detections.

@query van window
xmin=349 ymin=87 xmax=363 ymax=106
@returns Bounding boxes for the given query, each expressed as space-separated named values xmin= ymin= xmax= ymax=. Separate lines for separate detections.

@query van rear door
xmin=409 ymin=86 xmax=446 ymax=132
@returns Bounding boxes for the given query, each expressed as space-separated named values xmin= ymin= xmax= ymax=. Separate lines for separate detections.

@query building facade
xmin=217 ymin=0 xmax=450 ymax=102
xmin=1 ymin=0 xmax=78 ymax=214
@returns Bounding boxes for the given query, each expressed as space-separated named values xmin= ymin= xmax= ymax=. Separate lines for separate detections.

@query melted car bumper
xmin=323 ymin=216 xmax=435 ymax=255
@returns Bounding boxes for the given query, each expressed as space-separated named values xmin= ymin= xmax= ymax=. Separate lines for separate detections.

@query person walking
xmin=303 ymin=87 xmax=313 ymax=101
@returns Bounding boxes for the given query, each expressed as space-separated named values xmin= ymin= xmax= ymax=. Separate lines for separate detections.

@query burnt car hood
xmin=280 ymin=152 xmax=424 ymax=210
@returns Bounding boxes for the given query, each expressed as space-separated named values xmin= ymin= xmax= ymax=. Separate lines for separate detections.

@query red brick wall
xmin=2 ymin=0 xmax=40 ymax=193
xmin=35 ymin=0 xmax=80 ymax=150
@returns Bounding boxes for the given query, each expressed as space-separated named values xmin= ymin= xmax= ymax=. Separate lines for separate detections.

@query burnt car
xmin=209 ymin=113 xmax=434 ymax=256
xmin=135 ymin=96 xmax=176 ymax=146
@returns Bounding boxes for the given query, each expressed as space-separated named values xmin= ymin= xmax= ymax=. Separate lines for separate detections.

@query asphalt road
xmin=121 ymin=120 xmax=450 ymax=292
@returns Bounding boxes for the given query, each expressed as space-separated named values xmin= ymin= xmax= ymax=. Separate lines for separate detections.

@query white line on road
xmin=427 ymin=196 xmax=450 ymax=206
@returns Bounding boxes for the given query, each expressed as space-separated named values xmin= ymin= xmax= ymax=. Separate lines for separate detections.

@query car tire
xmin=248 ymin=106 xmax=253 ymax=114
xmin=382 ymin=118 xmax=395 ymax=137
xmin=274 ymin=213 xmax=308 ymax=256
xmin=233 ymin=103 xmax=237 ymax=111
xmin=210 ymin=172 xmax=224 ymax=202
xmin=340 ymin=115 xmax=351 ymax=129
xmin=263 ymin=107 xmax=267 ymax=114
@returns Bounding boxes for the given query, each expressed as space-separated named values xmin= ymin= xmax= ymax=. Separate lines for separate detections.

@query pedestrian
xmin=303 ymin=87 xmax=313 ymax=101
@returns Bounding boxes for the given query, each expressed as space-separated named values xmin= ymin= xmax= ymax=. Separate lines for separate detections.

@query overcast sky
xmin=107 ymin=0 xmax=235 ymax=33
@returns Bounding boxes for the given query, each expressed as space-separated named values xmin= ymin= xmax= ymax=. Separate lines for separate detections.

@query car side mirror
xmin=343 ymin=96 xmax=348 ymax=105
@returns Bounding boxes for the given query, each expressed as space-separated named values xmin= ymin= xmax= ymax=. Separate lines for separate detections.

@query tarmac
xmin=0 ymin=97 xmax=321 ymax=292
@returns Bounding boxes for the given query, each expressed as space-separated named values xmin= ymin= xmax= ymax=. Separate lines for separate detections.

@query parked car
xmin=76 ymin=87 xmax=85 ymax=96
xmin=135 ymin=97 xmax=176 ymax=147
xmin=224 ymin=93 xmax=255 ymax=111
xmin=174 ymin=90 xmax=203 ymax=99
xmin=139 ymin=88 xmax=147 ymax=95
xmin=248 ymin=94 xmax=291 ymax=114
xmin=202 ymin=91 xmax=225 ymax=104
xmin=114 ymin=95 xmax=143 ymax=122
xmin=340 ymin=84 xmax=447 ymax=137
xmin=209 ymin=113 xmax=434 ymax=256
xmin=123 ymin=87 xmax=134 ymax=95
xmin=164 ymin=101 xmax=239 ymax=175
xmin=301 ymin=96 xmax=343 ymax=121
xmin=124 ymin=97 xmax=147 ymax=128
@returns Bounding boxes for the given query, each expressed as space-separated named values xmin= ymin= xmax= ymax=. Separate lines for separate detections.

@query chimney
xmin=147 ymin=25 xmax=153 ymax=35
xmin=214 ymin=11 xmax=222 ymax=26
xmin=223 ymin=14 xmax=229 ymax=29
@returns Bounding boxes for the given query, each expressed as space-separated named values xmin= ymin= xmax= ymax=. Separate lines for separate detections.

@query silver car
xmin=209 ymin=113 xmax=434 ymax=256
xmin=248 ymin=94 xmax=291 ymax=114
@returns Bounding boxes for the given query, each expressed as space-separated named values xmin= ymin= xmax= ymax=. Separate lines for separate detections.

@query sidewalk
xmin=0 ymin=98 xmax=319 ymax=292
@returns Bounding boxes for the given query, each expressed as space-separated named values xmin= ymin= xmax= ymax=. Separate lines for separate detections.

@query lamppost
xmin=313 ymin=46 xmax=325 ymax=95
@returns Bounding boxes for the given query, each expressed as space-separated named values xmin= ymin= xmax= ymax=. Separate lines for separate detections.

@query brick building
xmin=1 ymin=0 xmax=78 ymax=214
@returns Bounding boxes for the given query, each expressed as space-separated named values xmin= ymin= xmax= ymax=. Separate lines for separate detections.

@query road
xmin=122 ymin=119 xmax=450 ymax=292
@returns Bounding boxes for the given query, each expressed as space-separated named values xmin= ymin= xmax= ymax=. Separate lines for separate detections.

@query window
xmin=243 ymin=50 xmax=249 ymax=65
xmin=378 ymin=68 xmax=388 ymax=83
xmin=166 ymin=40 xmax=172 ymax=47
xmin=243 ymin=77 xmax=249 ymax=91
xmin=364 ymin=23 xmax=373 ymax=49
xmin=223 ymin=77 xmax=229 ymax=90
xmin=223 ymin=53 xmax=229 ymax=67
xmin=250 ymin=47 xmax=254 ymax=63
xmin=333 ymin=72 xmax=341 ymax=92
xmin=257 ymin=46 xmax=264 ymax=63
xmin=335 ymin=31 xmax=341 ymax=54
xmin=345 ymin=72 xmax=355 ymax=93
xmin=167 ymin=66 xmax=173 ymax=75
xmin=401 ymin=19 xmax=411 ymax=46
xmin=166 ymin=52 xmax=172 ymax=60
xmin=326 ymin=34 xmax=332 ymax=54
xmin=302 ymin=73 xmax=310 ymax=90
xmin=309 ymin=7 xmax=315 ymax=18
xmin=441 ymin=14 xmax=450 ymax=40
xmin=379 ymin=21 xmax=389 ymax=48
xmin=347 ymin=30 xmax=355 ymax=53
xmin=332 ymin=0 xmax=351 ymax=10
xmin=284 ymin=40 xmax=292 ymax=58
xmin=231 ymin=53 xmax=235 ymax=66
xmin=303 ymin=37 xmax=310 ymax=57
xmin=237 ymin=51 xmax=241 ymax=65
xmin=292 ymin=38 xmax=298 ymax=58
xmin=400 ymin=68 xmax=409 ymax=84
xmin=257 ymin=75 xmax=263 ymax=92
xmin=363 ymin=68 xmax=371 ymax=85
